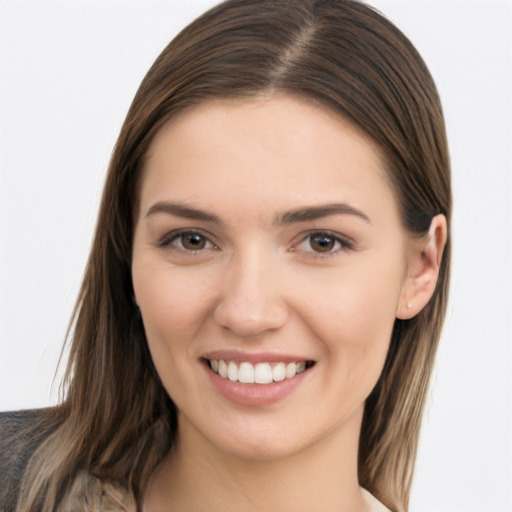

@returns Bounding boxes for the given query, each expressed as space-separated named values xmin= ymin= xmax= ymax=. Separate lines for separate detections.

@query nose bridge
xmin=213 ymin=244 xmax=288 ymax=337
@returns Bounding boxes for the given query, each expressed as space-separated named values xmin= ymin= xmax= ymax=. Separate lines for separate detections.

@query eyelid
xmin=157 ymin=228 xmax=218 ymax=252
xmin=293 ymin=230 xmax=354 ymax=256
xmin=155 ymin=228 xmax=354 ymax=257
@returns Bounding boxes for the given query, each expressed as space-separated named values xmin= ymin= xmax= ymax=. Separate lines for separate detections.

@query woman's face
xmin=132 ymin=95 xmax=412 ymax=461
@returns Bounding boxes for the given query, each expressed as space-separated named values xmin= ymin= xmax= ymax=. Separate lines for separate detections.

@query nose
xmin=213 ymin=250 xmax=289 ymax=338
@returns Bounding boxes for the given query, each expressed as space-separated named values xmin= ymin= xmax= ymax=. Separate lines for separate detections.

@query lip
xmin=202 ymin=356 xmax=313 ymax=406
xmin=202 ymin=349 xmax=310 ymax=364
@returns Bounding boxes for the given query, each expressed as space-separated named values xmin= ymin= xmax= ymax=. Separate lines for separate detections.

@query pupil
xmin=183 ymin=234 xmax=205 ymax=250
xmin=311 ymin=235 xmax=334 ymax=252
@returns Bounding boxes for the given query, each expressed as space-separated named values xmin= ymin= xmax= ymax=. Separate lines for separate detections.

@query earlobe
xmin=396 ymin=214 xmax=447 ymax=320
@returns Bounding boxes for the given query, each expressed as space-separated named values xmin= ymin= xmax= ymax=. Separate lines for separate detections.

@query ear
xmin=396 ymin=214 xmax=447 ymax=320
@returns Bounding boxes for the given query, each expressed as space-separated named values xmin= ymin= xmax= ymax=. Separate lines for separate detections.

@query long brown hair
xmin=18 ymin=1 xmax=451 ymax=511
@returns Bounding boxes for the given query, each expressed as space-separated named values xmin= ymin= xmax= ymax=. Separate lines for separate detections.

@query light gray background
xmin=0 ymin=1 xmax=511 ymax=511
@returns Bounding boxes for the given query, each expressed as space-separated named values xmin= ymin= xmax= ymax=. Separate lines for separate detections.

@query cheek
xmin=132 ymin=260 xmax=220 ymax=406
xmin=132 ymin=260 xmax=218 ymax=352
xmin=292 ymin=259 xmax=402 ymax=388
xmin=295 ymin=260 xmax=401 ymax=339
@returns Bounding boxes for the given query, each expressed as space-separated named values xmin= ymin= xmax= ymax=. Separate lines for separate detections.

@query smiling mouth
xmin=206 ymin=359 xmax=315 ymax=384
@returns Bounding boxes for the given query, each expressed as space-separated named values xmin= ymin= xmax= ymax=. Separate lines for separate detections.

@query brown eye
xmin=295 ymin=231 xmax=352 ymax=256
xmin=181 ymin=233 xmax=207 ymax=250
xmin=309 ymin=233 xmax=336 ymax=252
xmin=159 ymin=231 xmax=216 ymax=252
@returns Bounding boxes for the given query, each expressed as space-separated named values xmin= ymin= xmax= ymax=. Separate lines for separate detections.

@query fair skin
xmin=131 ymin=95 xmax=446 ymax=512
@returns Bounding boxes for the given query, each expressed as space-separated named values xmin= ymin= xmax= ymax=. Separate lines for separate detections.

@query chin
xmin=217 ymin=433 xmax=308 ymax=462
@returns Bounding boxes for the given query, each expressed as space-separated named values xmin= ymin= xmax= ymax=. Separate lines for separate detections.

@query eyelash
xmin=157 ymin=230 xmax=353 ymax=257
xmin=294 ymin=231 xmax=354 ymax=257
xmin=157 ymin=230 xmax=218 ymax=253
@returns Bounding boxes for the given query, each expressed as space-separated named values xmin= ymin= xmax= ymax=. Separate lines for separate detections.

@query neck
xmin=144 ymin=406 xmax=369 ymax=512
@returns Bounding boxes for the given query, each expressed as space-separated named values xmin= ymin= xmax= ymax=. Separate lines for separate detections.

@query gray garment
xmin=0 ymin=409 xmax=58 ymax=512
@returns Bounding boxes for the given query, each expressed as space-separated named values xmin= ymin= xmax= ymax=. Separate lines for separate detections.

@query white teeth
xmin=238 ymin=362 xmax=255 ymax=383
xmin=218 ymin=360 xmax=227 ymax=378
xmin=254 ymin=363 xmax=273 ymax=384
xmin=272 ymin=362 xmax=286 ymax=382
xmin=209 ymin=359 xmax=310 ymax=384
xmin=227 ymin=361 xmax=238 ymax=382
xmin=286 ymin=362 xmax=296 ymax=379
xmin=296 ymin=362 xmax=306 ymax=374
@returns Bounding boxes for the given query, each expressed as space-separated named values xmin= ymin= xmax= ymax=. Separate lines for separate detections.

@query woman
xmin=0 ymin=0 xmax=451 ymax=511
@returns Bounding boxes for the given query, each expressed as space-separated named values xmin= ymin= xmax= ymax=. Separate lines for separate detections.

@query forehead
xmin=139 ymin=94 xmax=399 ymax=226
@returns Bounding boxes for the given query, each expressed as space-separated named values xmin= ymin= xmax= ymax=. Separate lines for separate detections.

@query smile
xmin=208 ymin=359 xmax=312 ymax=384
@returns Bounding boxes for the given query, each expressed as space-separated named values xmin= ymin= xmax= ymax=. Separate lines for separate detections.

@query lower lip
xmin=204 ymin=364 xmax=311 ymax=406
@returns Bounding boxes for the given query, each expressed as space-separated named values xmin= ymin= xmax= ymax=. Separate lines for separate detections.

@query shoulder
xmin=0 ymin=408 xmax=62 ymax=512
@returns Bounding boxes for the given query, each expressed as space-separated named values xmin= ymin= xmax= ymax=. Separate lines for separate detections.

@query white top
xmin=361 ymin=487 xmax=392 ymax=511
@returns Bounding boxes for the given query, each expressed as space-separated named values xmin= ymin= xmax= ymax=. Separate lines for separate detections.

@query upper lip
xmin=202 ymin=350 xmax=313 ymax=364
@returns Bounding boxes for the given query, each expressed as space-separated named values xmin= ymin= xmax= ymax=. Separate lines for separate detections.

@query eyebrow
xmin=145 ymin=201 xmax=222 ymax=224
xmin=145 ymin=201 xmax=371 ymax=225
xmin=275 ymin=203 xmax=371 ymax=225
